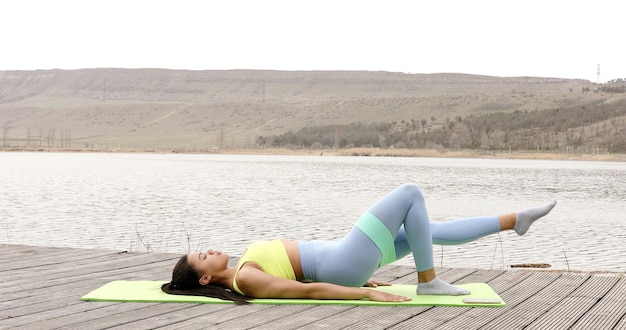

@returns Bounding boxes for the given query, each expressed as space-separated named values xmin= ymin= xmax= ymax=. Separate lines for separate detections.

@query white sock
xmin=416 ymin=277 xmax=470 ymax=296
xmin=514 ymin=201 xmax=557 ymax=235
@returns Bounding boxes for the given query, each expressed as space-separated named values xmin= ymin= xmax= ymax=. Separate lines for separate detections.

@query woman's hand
xmin=363 ymin=279 xmax=410 ymax=302
xmin=367 ymin=289 xmax=412 ymax=302
xmin=363 ymin=279 xmax=392 ymax=288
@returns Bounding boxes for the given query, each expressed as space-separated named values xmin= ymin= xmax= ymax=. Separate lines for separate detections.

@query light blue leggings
xmin=298 ymin=183 xmax=502 ymax=287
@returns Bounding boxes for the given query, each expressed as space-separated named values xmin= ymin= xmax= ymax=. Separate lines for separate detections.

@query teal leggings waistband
xmin=354 ymin=212 xmax=396 ymax=267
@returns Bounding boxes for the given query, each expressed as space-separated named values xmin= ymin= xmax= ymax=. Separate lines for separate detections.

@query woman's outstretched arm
xmin=235 ymin=265 xmax=411 ymax=302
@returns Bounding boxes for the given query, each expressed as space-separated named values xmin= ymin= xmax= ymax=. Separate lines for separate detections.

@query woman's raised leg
xmin=368 ymin=184 xmax=556 ymax=295
xmin=430 ymin=200 xmax=557 ymax=245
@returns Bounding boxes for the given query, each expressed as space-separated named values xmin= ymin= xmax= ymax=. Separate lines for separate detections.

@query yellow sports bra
xmin=232 ymin=239 xmax=296 ymax=295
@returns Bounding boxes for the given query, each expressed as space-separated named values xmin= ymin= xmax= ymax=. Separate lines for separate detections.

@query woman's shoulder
xmin=235 ymin=262 xmax=280 ymax=294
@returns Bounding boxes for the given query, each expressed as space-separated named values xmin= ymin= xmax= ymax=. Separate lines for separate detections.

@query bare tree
xmin=47 ymin=128 xmax=55 ymax=147
xmin=2 ymin=125 xmax=8 ymax=148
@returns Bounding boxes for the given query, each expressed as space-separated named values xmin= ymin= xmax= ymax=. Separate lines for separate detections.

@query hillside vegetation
xmin=1 ymin=69 xmax=625 ymax=154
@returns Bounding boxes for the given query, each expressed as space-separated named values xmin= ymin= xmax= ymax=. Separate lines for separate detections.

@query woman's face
xmin=187 ymin=249 xmax=229 ymax=276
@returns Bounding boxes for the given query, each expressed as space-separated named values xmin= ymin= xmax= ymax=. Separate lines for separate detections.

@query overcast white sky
xmin=1 ymin=0 xmax=623 ymax=82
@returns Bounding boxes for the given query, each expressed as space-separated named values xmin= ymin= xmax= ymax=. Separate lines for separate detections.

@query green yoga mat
xmin=81 ymin=281 xmax=505 ymax=307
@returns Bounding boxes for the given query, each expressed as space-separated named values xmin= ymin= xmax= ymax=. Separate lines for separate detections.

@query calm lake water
xmin=1 ymin=152 xmax=625 ymax=273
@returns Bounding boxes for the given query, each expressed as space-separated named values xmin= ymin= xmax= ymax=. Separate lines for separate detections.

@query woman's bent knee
xmin=398 ymin=183 xmax=425 ymax=203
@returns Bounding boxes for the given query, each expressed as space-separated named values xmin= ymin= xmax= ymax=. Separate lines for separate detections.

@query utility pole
xmin=262 ymin=81 xmax=266 ymax=102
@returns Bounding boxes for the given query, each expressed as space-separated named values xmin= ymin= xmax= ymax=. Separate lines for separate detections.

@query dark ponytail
xmin=161 ymin=255 xmax=250 ymax=305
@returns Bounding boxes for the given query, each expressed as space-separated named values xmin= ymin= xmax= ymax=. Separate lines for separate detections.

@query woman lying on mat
xmin=162 ymin=183 xmax=556 ymax=304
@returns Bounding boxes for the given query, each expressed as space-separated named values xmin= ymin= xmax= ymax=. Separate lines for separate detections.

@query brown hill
xmin=0 ymin=68 xmax=620 ymax=150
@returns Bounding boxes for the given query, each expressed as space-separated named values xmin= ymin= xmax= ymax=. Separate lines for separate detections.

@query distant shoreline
xmin=3 ymin=146 xmax=625 ymax=162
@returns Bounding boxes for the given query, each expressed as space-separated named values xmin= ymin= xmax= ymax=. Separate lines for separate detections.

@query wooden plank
xmin=320 ymin=269 xmax=499 ymax=330
xmin=0 ymin=254 xmax=180 ymax=327
xmin=211 ymin=305 xmax=320 ymax=330
xmin=0 ymin=245 xmax=115 ymax=271
xmin=571 ymin=275 xmax=626 ymax=330
xmin=1 ymin=254 xmax=178 ymax=326
xmin=0 ymin=248 xmax=133 ymax=273
xmin=331 ymin=305 xmax=432 ymax=330
xmin=0 ymin=263 xmax=170 ymax=319
xmin=290 ymin=306 xmax=365 ymax=330
xmin=360 ymin=268 xmax=479 ymax=329
xmin=241 ymin=305 xmax=357 ymax=330
xmin=0 ymin=264 xmax=176 ymax=326
xmin=342 ymin=307 xmax=431 ymax=330
xmin=0 ymin=245 xmax=80 ymax=263
xmin=428 ymin=270 xmax=541 ymax=330
xmin=371 ymin=264 xmax=415 ymax=283
xmin=437 ymin=267 xmax=480 ymax=283
xmin=137 ymin=304 xmax=275 ymax=330
xmin=615 ymin=314 xmax=626 ymax=330
xmin=47 ymin=303 xmax=200 ymax=330
xmin=480 ymin=272 xmax=589 ymax=329
xmin=526 ymin=274 xmax=621 ymax=330
xmin=1 ymin=252 xmax=156 ymax=286
xmin=387 ymin=268 xmax=506 ymax=330
xmin=0 ymin=257 xmax=177 ymax=303
xmin=109 ymin=304 xmax=234 ymax=330
xmin=0 ymin=251 xmax=144 ymax=287
xmin=391 ymin=266 xmax=457 ymax=285
xmin=1 ymin=301 xmax=140 ymax=329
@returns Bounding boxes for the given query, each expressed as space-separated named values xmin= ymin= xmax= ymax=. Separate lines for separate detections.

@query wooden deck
xmin=1 ymin=244 xmax=625 ymax=329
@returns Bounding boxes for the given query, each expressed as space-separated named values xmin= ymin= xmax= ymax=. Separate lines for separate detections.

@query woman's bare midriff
xmin=280 ymin=239 xmax=304 ymax=280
